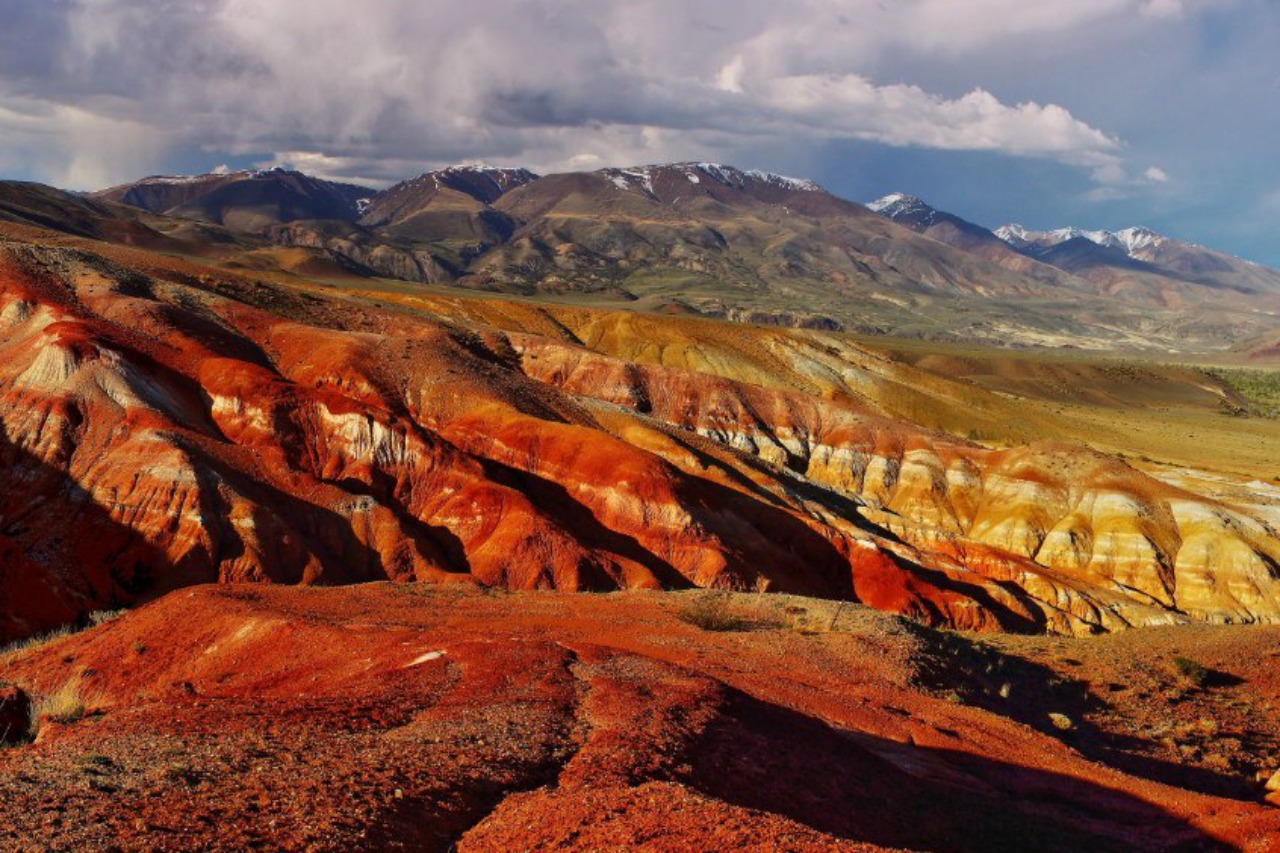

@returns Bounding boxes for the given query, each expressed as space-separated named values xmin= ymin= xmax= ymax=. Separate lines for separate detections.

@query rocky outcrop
xmin=0 ymin=684 xmax=30 ymax=745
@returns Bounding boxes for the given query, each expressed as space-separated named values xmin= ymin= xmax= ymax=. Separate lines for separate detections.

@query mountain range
xmin=84 ymin=163 xmax=1280 ymax=351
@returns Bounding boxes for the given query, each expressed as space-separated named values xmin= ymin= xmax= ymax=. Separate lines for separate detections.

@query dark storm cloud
xmin=0 ymin=0 xmax=1155 ymax=186
xmin=1 ymin=0 xmax=1276 ymax=264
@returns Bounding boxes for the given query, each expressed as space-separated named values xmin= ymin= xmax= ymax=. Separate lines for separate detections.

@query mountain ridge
xmin=67 ymin=166 xmax=1280 ymax=351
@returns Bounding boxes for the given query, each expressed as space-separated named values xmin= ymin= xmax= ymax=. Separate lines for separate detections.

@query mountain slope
xmin=998 ymin=222 xmax=1280 ymax=298
xmin=4 ymin=584 xmax=1277 ymax=851
xmin=866 ymin=193 xmax=1107 ymax=294
xmin=477 ymin=163 xmax=1097 ymax=313
xmin=359 ymin=165 xmax=537 ymax=232
xmin=867 ymin=191 xmax=1280 ymax=333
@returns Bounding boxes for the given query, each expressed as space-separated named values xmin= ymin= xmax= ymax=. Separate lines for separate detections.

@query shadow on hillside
xmin=0 ymin=432 xmax=170 ymax=645
xmin=902 ymin=620 xmax=1262 ymax=802
xmin=687 ymin=685 xmax=1237 ymax=853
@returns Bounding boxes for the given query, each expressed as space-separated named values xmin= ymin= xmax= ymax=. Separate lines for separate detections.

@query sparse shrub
xmin=1172 ymin=655 xmax=1211 ymax=688
xmin=1 ymin=608 xmax=129 ymax=659
xmin=677 ymin=592 xmax=748 ymax=632
xmin=29 ymin=681 xmax=88 ymax=737
xmin=1048 ymin=712 xmax=1075 ymax=731
xmin=88 ymin=610 xmax=126 ymax=627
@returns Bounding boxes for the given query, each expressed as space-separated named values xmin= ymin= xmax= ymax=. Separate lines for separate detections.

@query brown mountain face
xmin=93 ymin=168 xmax=374 ymax=231
xmin=95 ymin=171 xmax=253 ymax=214
xmin=358 ymin=165 xmax=537 ymax=230
xmin=866 ymin=193 xmax=1083 ymax=285
xmin=3 ymin=190 xmax=1280 ymax=644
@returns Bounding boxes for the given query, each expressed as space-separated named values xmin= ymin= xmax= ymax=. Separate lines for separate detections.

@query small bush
xmin=1172 ymin=656 xmax=1210 ymax=688
xmin=29 ymin=682 xmax=88 ymax=737
xmin=162 ymin=762 xmax=202 ymax=786
xmin=677 ymin=593 xmax=748 ymax=632
xmin=88 ymin=610 xmax=126 ymax=627
xmin=81 ymin=754 xmax=117 ymax=776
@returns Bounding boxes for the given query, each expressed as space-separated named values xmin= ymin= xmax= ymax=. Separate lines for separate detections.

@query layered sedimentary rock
xmin=1 ymin=229 xmax=1279 ymax=642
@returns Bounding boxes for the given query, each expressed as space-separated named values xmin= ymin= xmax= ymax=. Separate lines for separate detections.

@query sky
xmin=1 ymin=0 xmax=1278 ymax=263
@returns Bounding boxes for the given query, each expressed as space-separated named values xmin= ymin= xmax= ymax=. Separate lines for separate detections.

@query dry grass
xmin=677 ymin=593 xmax=749 ymax=632
xmin=1 ymin=610 xmax=127 ymax=659
xmin=29 ymin=681 xmax=89 ymax=738
xmin=0 ymin=625 xmax=78 ymax=659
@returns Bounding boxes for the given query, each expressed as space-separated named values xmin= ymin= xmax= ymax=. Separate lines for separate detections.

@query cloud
xmin=756 ymin=75 xmax=1119 ymax=159
xmin=1141 ymin=0 xmax=1184 ymax=19
xmin=0 ymin=0 xmax=1201 ymax=187
xmin=1082 ymin=162 xmax=1174 ymax=201
xmin=0 ymin=91 xmax=162 ymax=187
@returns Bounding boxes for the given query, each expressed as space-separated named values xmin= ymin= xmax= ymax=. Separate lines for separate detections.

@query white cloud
xmin=1083 ymin=162 xmax=1174 ymax=201
xmin=757 ymin=75 xmax=1119 ymax=160
xmin=1142 ymin=0 xmax=1184 ymax=19
xmin=715 ymin=56 xmax=747 ymax=94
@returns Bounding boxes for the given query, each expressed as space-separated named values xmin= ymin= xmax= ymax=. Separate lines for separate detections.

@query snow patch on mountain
xmin=867 ymin=193 xmax=938 ymax=224
xmin=600 ymin=163 xmax=823 ymax=196
xmin=131 ymin=171 xmax=248 ymax=186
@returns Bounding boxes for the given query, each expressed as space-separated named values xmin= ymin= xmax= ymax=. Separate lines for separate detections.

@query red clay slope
xmin=3 ymin=223 xmax=1280 ymax=641
xmin=3 ymin=584 xmax=1277 ymax=852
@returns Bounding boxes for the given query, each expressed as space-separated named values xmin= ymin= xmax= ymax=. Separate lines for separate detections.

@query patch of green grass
xmin=1205 ymin=367 xmax=1280 ymax=419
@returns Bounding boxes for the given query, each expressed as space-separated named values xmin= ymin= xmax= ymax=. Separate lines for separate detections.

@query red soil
xmin=2 ymin=585 xmax=1278 ymax=851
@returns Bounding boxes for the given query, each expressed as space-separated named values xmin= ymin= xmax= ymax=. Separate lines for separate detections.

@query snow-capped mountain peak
xmin=599 ymin=163 xmax=823 ymax=196
xmin=741 ymin=168 xmax=822 ymax=192
xmin=996 ymin=223 xmax=1167 ymax=258
xmin=993 ymin=223 xmax=1031 ymax=246
xmin=1113 ymin=226 xmax=1165 ymax=254
xmin=867 ymin=192 xmax=928 ymax=215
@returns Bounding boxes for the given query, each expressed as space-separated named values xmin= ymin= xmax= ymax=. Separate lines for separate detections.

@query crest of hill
xmin=355 ymin=165 xmax=538 ymax=243
xmin=94 ymin=168 xmax=376 ymax=232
